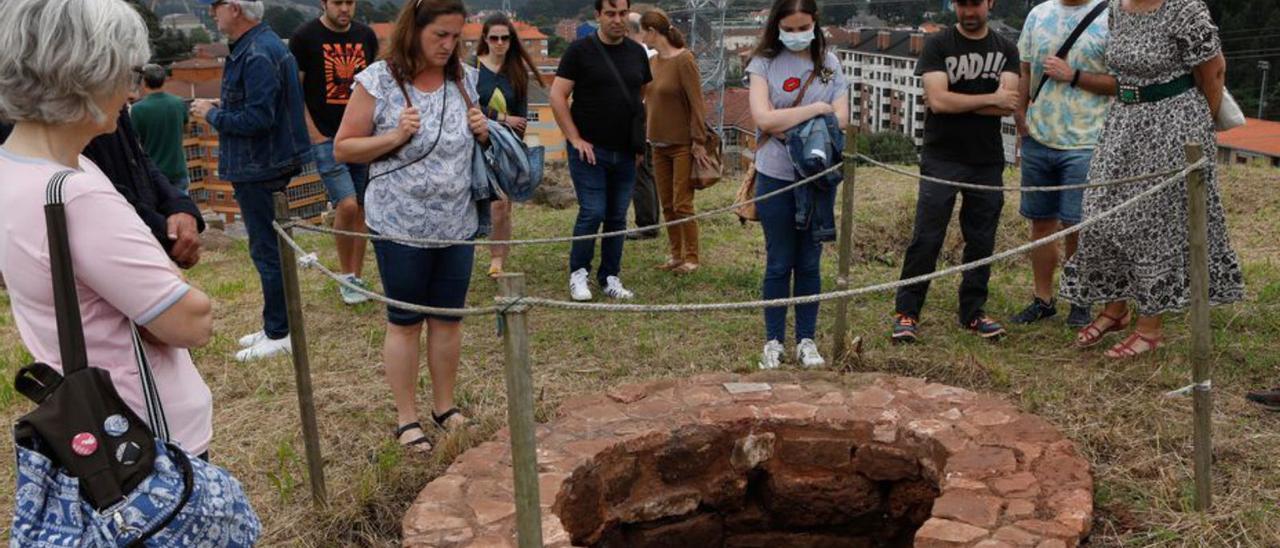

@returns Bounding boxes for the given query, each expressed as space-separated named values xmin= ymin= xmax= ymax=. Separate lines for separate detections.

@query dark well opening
xmin=553 ymin=423 xmax=941 ymax=548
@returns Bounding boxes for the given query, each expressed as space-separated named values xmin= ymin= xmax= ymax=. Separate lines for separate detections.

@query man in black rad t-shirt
xmin=288 ymin=0 xmax=379 ymax=306
xmin=551 ymin=0 xmax=652 ymax=302
xmin=891 ymin=0 xmax=1021 ymax=344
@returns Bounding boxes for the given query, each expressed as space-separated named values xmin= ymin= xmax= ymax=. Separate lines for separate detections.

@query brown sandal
xmin=655 ymin=259 xmax=683 ymax=271
xmin=1076 ymin=309 xmax=1131 ymax=348
xmin=1104 ymin=331 xmax=1164 ymax=359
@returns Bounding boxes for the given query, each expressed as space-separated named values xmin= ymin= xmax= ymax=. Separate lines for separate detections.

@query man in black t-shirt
xmin=288 ymin=0 xmax=379 ymax=306
xmin=891 ymin=0 xmax=1021 ymax=344
xmin=551 ymin=0 xmax=652 ymax=302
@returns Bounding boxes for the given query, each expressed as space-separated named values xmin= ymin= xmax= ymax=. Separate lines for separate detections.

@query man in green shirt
xmin=131 ymin=64 xmax=191 ymax=195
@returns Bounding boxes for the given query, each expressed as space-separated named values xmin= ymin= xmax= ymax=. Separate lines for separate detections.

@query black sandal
xmin=394 ymin=422 xmax=432 ymax=453
xmin=431 ymin=408 xmax=468 ymax=431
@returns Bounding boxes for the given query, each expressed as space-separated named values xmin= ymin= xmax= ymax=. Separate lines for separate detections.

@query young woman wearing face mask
xmin=746 ymin=0 xmax=849 ymax=370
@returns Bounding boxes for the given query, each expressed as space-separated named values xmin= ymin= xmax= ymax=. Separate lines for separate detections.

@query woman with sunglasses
xmin=333 ymin=0 xmax=489 ymax=454
xmin=476 ymin=13 xmax=543 ymax=277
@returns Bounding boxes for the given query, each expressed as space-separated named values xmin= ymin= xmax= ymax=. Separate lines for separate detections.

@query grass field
xmin=1 ymin=162 xmax=1278 ymax=546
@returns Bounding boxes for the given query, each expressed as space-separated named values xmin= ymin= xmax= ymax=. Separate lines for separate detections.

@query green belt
xmin=1117 ymin=74 xmax=1195 ymax=105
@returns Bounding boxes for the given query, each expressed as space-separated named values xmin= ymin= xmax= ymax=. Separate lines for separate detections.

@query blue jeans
xmin=313 ymin=140 xmax=369 ymax=207
xmin=1019 ymin=136 xmax=1090 ymax=225
xmin=371 ymin=235 xmax=474 ymax=326
xmin=568 ymin=144 xmax=637 ymax=283
xmin=171 ymin=176 xmax=190 ymax=196
xmin=756 ymin=172 xmax=823 ymax=343
xmin=232 ymin=178 xmax=290 ymax=339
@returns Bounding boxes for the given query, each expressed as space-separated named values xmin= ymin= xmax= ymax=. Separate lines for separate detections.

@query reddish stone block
xmin=551 ymin=466 xmax=606 ymax=545
xmin=764 ymin=472 xmax=881 ymax=528
xmin=699 ymin=404 xmax=761 ymax=425
xmin=990 ymin=472 xmax=1039 ymax=496
xmin=1005 ymin=498 xmax=1036 ymax=520
xmin=624 ymin=397 xmax=678 ymax=420
xmin=1014 ymin=519 xmax=1076 ymax=540
xmin=931 ymin=491 xmax=1003 ymax=528
xmin=764 ymin=401 xmax=820 ymax=421
xmin=914 ymin=518 xmax=990 ymax=547
xmin=849 ymin=385 xmax=896 ymax=408
xmin=947 ymin=447 xmax=1018 ymax=480
xmin=656 ymin=424 xmax=729 ymax=483
xmin=992 ymin=525 xmax=1042 ymax=547
xmin=596 ymin=453 xmax=639 ymax=504
xmin=615 ymin=488 xmax=702 ymax=522
xmin=607 ymin=383 xmax=650 ymax=404
xmin=680 ymin=385 xmax=725 ymax=407
xmin=731 ymin=432 xmax=776 ymax=471
xmin=853 ymin=443 xmax=920 ymax=481
xmin=625 ymin=513 xmax=724 ymax=547
xmin=776 ymin=436 xmax=855 ymax=471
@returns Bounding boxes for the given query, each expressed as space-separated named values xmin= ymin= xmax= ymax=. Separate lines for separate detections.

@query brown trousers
xmin=652 ymin=144 xmax=699 ymax=263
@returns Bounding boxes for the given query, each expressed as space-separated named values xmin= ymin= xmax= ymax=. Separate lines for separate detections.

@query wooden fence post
xmin=1185 ymin=144 xmax=1213 ymax=511
xmin=832 ymin=127 xmax=858 ymax=362
xmin=496 ymin=274 xmax=543 ymax=546
xmin=273 ymin=193 xmax=328 ymax=507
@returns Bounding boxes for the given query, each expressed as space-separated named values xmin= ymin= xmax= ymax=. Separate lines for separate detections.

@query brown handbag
xmin=734 ymin=70 xmax=820 ymax=223
xmin=691 ymin=121 xmax=723 ymax=190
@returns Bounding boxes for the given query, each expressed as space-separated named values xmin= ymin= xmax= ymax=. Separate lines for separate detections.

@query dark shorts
xmin=371 ymin=234 xmax=474 ymax=325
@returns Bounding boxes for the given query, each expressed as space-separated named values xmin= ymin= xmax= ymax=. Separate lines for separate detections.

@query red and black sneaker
xmin=891 ymin=313 xmax=919 ymax=344
xmin=965 ymin=314 xmax=1007 ymax=340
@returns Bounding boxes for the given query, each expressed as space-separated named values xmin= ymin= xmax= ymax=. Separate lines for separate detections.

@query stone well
xmin=402 ymin=372 xmax=1093 ymax=547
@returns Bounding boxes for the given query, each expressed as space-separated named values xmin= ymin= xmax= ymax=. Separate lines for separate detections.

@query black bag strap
xmin=44 ymin=171 xmax=170 ymax=440
xmin=591 ymin=34 xmax=640 ymax=114
xmin=1032 ymin=0 xmax=1108 ymax=103
xmin=44 ymin=170 xmax=89 ymax=375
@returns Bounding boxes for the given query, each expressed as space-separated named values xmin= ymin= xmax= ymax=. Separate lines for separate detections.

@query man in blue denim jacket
xmin=193 ymin=0 xmax=313 ymax=362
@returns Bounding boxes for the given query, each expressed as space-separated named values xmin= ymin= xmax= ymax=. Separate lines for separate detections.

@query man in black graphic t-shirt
xmin=891 ymin=0 xmax=1021 ymax=344
xmin=288 ymin=0 xmax=379 ymax=305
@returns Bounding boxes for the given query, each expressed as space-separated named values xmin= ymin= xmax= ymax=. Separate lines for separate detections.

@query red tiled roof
xmin=161 ymin=79 xmax=222 ymax=100
xmin=705 ymin=88 xmax=754 ymax=133
xmin=1218 ymin=118 xmax=1280 ymax=157
xmin=194 ymin=42 xmax=230 ymax=59
xmin=371 ymin=23 xmax=394 ymax=41
xmin=171 ymin=58 xmax=223 ymax=70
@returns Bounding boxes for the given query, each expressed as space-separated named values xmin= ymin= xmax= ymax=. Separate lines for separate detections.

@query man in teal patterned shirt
xmin=1011 ymin=0 xmax=1117 ymax=328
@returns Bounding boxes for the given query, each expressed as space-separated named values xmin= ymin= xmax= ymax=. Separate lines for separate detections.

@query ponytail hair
xmin=640 ymin=9 xmax=685 ymax=49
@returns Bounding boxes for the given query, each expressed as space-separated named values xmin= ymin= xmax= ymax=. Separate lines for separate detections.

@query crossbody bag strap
xmin=754 ymin=70 xmax=821 ymax=152
xmin=591 ymin=34 xmax=638 ymax=113
xmin=1032 ymin=0 xmax=1109 ymax=103
xmin=131 ymin=324 xmax=169 ymax=441
xmin=44 ymin=170 xmax=89 ymax=375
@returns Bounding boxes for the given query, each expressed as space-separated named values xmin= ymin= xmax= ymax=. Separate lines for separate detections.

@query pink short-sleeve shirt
xmin=0 ymin=148 xmax=213 ymax=455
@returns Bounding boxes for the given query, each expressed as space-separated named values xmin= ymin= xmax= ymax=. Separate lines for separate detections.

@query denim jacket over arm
xmin=785 ymin=113 xmax=845 ymax=242
xmin=207 ymin=24 xmax=313 ymax=183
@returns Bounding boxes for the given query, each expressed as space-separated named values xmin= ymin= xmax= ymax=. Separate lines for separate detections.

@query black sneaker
xmin=1010 ymin=297 xmax=1056 ymax=324
xmin=965 ymin=314 xmax=1007 ymax=340
xmin=1245 ymin=387 xmax=1280 ymax=411
xmin=1066 ymin=304 xmax=1093 ymax=328
xmin=891 ymin=313 xmax=919 ymax=344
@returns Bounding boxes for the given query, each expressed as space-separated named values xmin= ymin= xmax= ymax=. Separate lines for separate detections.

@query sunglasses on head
xmin=487 ymin=34 xmax=512 ymax=43
xmin=210 ymin=0 xmax=227 ymax=7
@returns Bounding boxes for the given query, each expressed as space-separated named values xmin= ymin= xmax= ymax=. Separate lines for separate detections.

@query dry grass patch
xmin=1 ymin=164 xmax=1277 ymax=546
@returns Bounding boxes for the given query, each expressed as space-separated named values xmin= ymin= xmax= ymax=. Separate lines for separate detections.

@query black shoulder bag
xmin=592 ymin=35 xmax=647 ymax=153
xmin=1031 ymin=0 xmax=1109 ymax=103
xmin=13 ymin=171 xmax=181 ymax=514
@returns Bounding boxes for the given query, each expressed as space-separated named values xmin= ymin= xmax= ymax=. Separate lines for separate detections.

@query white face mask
xmin=779 ymin=28 xmax=815 ymax=52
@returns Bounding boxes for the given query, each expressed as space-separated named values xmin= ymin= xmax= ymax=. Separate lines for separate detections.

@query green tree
xmin=189 ymin=27 xmax=213 ymax=45
xmin=548 ymin=35 xmax=569 ymax=58
xmin=265 ymin=5 xmax=308 ymax=39
xmin=864 ymin=131 xmax=918 ymax=164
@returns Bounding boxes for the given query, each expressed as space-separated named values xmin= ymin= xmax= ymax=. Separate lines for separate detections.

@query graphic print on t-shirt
xmin=944 ymin=51 xmax=1009 ymax=84
xmin=323 ymin=43 xmax=368 ymax=105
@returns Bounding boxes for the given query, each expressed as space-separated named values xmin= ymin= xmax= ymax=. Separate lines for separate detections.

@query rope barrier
xmin=273 ymin=222 xmax=500 ymax=318
xmin=272 ymin=158 xmax=1205 ymax=317
xmin=291 ymin=162 xmax=846 ymax=247
xmin=851 ymin=153 xmax=1188 ymax=192
xmin=504 ymin=160 xmax=1205 ymax=314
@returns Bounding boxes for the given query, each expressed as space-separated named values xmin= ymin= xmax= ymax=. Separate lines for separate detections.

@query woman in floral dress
xmin=1060 ymin=0 xmax=1244 ymax=358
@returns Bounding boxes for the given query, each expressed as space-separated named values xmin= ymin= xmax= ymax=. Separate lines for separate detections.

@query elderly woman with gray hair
xmin=0 ymin=0 xmax=216 ymax=457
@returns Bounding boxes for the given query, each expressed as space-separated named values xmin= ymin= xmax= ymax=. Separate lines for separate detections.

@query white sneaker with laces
xmin=237 ymin=330 xmax=268 ymax=348
xmin=796 ymin=338 xmax=826 ymax=368
xmin=235 ymin=335 xmax=292 ymax=362
xmin=759 ymin=340 xmax=784 ymax=370
xmin=569 ymin=268 xmax=592 ymax=301
xmin=603 ymin=276 xmax=634 ymax=300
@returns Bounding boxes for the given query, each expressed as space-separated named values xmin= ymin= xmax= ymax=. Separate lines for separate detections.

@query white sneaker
xmin=796 ymin=338 xmax=826 ymax=368
xmin=237 ymin=330 xmax=268 ymax=348
xmin=603 ymin=276 xmax=634 ymax=300
xmin=569 ymin=269 xmax=592 ymax=301
xmin=235 ymin=335 xmax=292 ymax=362
xmin=759 ymin=340 xmax=784 ymax=370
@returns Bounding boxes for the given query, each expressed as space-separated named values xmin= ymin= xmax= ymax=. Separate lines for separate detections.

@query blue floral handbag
xmin=9 ymin=171 xmax=260 ymax=547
